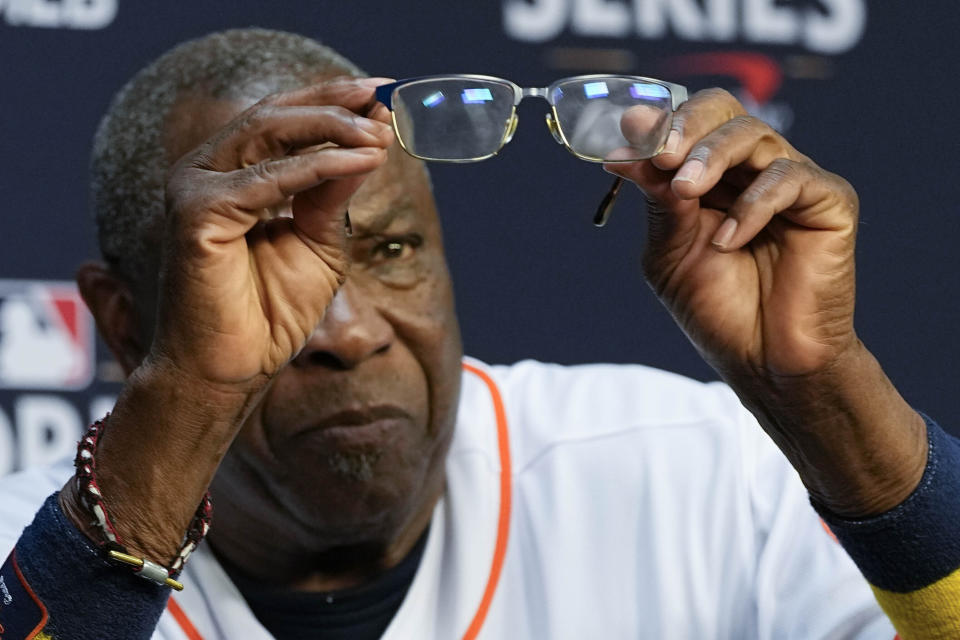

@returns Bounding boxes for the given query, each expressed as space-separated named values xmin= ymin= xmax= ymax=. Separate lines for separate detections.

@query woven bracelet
xmin=73 ymin=416 xmax=212 ymax=591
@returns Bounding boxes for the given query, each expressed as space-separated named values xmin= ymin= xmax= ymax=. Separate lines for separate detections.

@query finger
xmin=291 ymin=175 xmax=368 ymax=245
xmin=266 ymin=76 xmax=395 ymax=110
xmin=220 ymin=146 xmax=387 ymax=215
xmin=651 ymin=88 xmax=748 ymax=171
xmin=199 ymin=105 xmax=393 ymax=171
xmin=604 ymin=159 xmax=677 ymax=207
xmin=670 ymin=115 xmax=803 ymax=201
xmin=367 ymin=101 xmax=392 ymax=124
xmin=619 ymin=104 xmax=671 ymax=148
xmin=711 ymin=158 xmax=857 ymax=252
xmin=267 ymin=76 xmax=395 ymax=124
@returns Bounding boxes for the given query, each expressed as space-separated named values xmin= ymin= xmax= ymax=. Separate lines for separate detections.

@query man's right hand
xmin=61 ymin=78 xmax=395 ymax=562
xmin=156 ymin=78 xmax=394 ymax=386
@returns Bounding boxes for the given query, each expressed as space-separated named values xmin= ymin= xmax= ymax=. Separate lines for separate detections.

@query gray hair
xmin=90 ymin=28 xmax=364 ymax=286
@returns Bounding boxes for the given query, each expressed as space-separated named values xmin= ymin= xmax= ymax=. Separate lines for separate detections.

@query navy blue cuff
xmin=6 ymin=493 xmax=169 ymax=639
xmin=814 ymin=415 xmax=960 ymax=593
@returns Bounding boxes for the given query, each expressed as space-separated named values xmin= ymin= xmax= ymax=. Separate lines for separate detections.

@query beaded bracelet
xmin=73 ymin=416 xmax=212 ymax=591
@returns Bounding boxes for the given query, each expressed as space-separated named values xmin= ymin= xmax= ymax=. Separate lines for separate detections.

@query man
xmin=1 ymin=27 xmax=958 ymax=640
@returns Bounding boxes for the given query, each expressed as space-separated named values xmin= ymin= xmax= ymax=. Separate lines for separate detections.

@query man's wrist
xmin=721 ymin=340 xmax=928 ymax=518
xmin=65 ymin=354 xmax=264 ymax=561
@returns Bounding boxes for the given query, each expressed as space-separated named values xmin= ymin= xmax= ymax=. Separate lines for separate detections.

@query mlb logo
xmin=0 ymin=280 xmax=95 ymax=390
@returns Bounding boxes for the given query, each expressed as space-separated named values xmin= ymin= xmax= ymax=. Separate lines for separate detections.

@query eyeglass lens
xmin=390 ymin=76 xmax=675 ymax=163
xmin=552 ymin=78 xmax=673 ymax=162
xmin=392 ymin=78 xmax=516 ymax=161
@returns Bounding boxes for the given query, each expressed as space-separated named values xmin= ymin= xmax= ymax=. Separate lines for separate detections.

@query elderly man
xmin=1 ymin=28 xmax=958 ymax=640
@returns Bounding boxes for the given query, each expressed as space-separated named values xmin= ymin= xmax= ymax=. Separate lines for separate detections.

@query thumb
xmin=291 ymin=174 xmax=368 ymax=246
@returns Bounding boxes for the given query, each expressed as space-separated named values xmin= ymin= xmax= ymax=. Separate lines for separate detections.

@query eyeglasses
xmin=376 ymin=74 xmax=688 ymax=226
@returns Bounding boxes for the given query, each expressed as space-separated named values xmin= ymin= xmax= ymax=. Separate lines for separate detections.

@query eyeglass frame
xmin=375 ymin=74 xmax=688 ymax=163
xmin=375 ymin=73 xmax=689 ymax=226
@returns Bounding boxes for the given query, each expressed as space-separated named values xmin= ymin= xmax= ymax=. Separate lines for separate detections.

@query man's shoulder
xmin=478 ymin=357 xmax=745 ymax=427
xmin=458 ymin=357 xmax=760 ymax=473
xmin=0 ymin=460 xmax=73 ymax=554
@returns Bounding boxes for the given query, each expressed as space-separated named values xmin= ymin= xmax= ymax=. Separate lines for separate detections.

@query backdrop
xmin=1 ymin=0 xmax=958 ymax=475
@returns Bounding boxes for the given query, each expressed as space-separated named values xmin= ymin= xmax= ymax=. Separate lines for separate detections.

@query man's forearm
xmin=6 ymin=355 xmax=266 ymax=640
xmin=720 ymin=340 xmax=960 ymax=637
xmin=720 ymin=340 xmax=928 ymax=518
xmin=60 ymin=354 xmax=264 ymax=562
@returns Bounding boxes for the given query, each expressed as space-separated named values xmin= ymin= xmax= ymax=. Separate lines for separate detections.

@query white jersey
xmin=0 ymin=358 xmax=895 ymax=639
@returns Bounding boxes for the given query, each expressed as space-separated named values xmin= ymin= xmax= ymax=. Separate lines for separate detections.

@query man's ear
xmin=76 ymin=261 xmax=147 ymax=377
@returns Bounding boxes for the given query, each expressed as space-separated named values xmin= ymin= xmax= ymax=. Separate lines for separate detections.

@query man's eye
xmin=371 ymin=235 xmax=422 ymax=262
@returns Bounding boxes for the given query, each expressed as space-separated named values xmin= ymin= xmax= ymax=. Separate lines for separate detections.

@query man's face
xmin=160 ymin=87 xmax=463 ymax=547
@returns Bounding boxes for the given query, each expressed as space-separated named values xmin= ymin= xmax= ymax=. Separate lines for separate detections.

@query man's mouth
xmin=293 ymin=405 xmax=415 ymax=446
xmin=308 ymin=405 xmax=413 ymax=430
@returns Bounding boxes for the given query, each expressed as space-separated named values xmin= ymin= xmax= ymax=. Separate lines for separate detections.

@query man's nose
xmin=290 ymin=282 xmax=394 ymax=371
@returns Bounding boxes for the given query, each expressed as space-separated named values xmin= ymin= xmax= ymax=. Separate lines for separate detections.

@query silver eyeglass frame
xmin=376 ymin=73 xmax=688 ymax=164
xmin=375 ymin=74 xmax=689 ymax=226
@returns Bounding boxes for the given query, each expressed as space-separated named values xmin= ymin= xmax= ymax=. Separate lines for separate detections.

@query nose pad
xmin=544 ymin=113 xmax=564 ymax=145
xmin=503 ymin=113 xmax=519 ymax=144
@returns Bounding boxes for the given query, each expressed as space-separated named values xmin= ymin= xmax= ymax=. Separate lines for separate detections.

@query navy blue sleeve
xmin=813 ymin=416 xmax=960 ymax=593
xmin=0 ymin=493 xmax=169 ymax=639
xmin=813 ymin=416 xmax=960 ymax=637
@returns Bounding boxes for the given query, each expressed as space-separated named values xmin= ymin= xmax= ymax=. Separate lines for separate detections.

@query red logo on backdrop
xmin=662 ymin=52 xmax=782 ymax=103
xmin=659 ymin=51 xmax=793 ymax=133
xmin=0 ymin=280 xmax=94 ymax=390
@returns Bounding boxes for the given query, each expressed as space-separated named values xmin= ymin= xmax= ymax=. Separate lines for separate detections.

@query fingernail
xmin=711 ymin=217 xmax=738 ymax=250
xmin=663 ymin=130 xmax=680 ymax=155
xmin=673 ymin=158 xmax=704 ymax=185
xmin=354 ymin=115 xmax=385 ymax=134
xmin=358 ymin=77 xmax=396 ymax=87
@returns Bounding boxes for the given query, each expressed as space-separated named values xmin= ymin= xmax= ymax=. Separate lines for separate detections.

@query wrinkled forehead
xmin=162 ymin=82 xmax=439 ymax=234
xmin=350 ymin=146 xmax=438 ymax=233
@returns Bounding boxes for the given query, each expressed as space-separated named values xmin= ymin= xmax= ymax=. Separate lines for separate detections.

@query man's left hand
xmin=609 ymin=88 xmax=857 ymax=378
xmin=606 ymin=89 xmax=927 ymax=517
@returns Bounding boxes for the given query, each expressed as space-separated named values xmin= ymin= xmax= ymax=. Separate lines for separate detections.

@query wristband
xmin=73 ymin=416 xmax=212 ymax=591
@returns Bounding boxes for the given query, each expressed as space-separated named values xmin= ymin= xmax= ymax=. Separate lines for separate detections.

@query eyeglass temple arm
xmin=593 ymin=83 xmax=685 ymax=228
xmin=593 ymin=176 xmax=624 ymax=227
